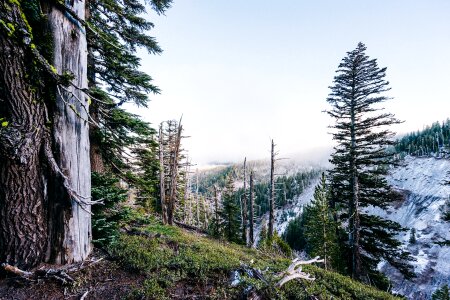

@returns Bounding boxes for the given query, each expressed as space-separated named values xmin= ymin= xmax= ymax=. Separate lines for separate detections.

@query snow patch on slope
xmin=253 ymin=178 xmax=319 ymax=246
xmin=374 ymin=156 xmax=450 ymax=299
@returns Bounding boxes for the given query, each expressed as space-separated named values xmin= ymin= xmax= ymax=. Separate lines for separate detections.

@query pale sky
xmin=128 ymin=0 xmax=450 ymax=165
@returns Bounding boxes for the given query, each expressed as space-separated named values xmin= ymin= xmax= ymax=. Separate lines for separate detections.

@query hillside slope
xmin=263 ymin=155 xmax=450 ymax=299
xmin=372 ymin=156 xmax=450 ymax=299
xmin=253 ymin=177 xmax=319 ymax=246
xmin=0 ymin=217 xmax=400 ymax=299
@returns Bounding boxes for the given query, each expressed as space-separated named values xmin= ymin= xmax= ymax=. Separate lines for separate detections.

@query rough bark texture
xmin=0 ymin=1 xmax=48 ymax=268
xmin=167 ymin=123 xmax=182 ymax=225
xmin=46 ymin=1 xmax=91 ymax=264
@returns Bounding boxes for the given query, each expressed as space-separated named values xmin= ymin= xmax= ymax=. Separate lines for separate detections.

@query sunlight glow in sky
xmin=130 ymin=0 xmax=450 ymax=165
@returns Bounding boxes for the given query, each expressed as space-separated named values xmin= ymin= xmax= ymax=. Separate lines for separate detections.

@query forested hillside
xmin=395 ymin=120 xmax=450 ymax=157
xmin=0 ymin=1 xmax=448 ymax=300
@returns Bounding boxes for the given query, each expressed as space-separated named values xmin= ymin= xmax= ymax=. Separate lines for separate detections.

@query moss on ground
xmin=110 ymin=217 xmax=402 ymax=300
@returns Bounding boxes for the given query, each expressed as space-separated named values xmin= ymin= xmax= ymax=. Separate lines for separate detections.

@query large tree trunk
xmin=1 ymin=0 xmax=91 ymax=268
xmin=46 ymin=0 xmax=91 ymax=264
xmin=349 ymin=91 xmax=361 ymax=279
xmin=0 ymin=1 xmax=48 ymax=268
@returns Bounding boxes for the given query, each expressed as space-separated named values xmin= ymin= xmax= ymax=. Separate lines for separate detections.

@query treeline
xmin=395 ymin=119 xmax=450 ymax=157
xmin=183 ymin=160 xmax=320 ymax=246
xmin=199 ymin=167 xmax=320 ymax=217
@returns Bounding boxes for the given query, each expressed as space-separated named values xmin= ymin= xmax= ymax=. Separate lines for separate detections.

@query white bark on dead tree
xmin=47 ymin=0 xmax=91 ymax=264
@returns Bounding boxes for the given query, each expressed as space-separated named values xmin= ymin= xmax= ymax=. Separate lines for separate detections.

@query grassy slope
xmin=110 ymin=217 xmax=401 ymax=300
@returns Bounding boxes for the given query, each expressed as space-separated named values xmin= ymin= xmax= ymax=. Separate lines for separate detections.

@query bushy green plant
xmin=111 ymin=218 xmax=401 ymax=299
xmin=91 ymin=172 xmax=129 ymax=247
xmin=282 ymin=213 xmax=307 ymax=252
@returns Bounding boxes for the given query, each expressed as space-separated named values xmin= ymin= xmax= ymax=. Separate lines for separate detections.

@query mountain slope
xmin=253 ymin=177 xmax=319 ymax=246
xmin=0 ymin=215 xmax=400 ymax=299
xmin=372 ymin=156 xmax=450 ymax=299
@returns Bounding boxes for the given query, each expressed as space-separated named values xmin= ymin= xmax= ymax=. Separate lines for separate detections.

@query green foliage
xmin=326 ymin=42 xmax=414 ymax=286
xmin=86 ymin=0 xmax=171 ymax=206
xmin=282 ymin=214 xmax=307 ymax=251
xmin=91 ymin=172 xmax=129 ymax=247
xmin=110 ymin=218 xmax=400 ymax=299
xmin=396 ymin=119 xmax=450 ymax=157
xmin=303 ymin=173 xmax=339 ymax=270
xmin=200 ymin=167 xmax=321 ymax=220
xmin=283 ymin=265 xmax=400 ymax=300
xmin=409 ymin=228 xmax=416 ymax=244
xmin=218 ymin=174 xmax=242 ymax=243
xmin=0 ymin=117 xmax=8 ymax=128
xmin=131 ymin=137 xmax=160 ymax=212
xmin=258 ymin=228 xmax=293 ymax=258
xmin=432 ymin=284 xmax=450 ymax=300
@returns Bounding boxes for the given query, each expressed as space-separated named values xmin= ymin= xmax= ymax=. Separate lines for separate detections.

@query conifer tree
xmin=282 ymin=214 xmax=307 ymax=252
xmin=219 ymin=174 xmax=241 ymax=243
xmin=86 ymin=0 xmax=172 ymax=199
xmin=409 ymin=228 xmax=417 ymax=244
xmin=326 ymin=42 xmax=413 ymax=286
xmin=432 ymin=284 xmax=450 ymax=300
xmin=303 ymin=173 xmax=338 ymax=270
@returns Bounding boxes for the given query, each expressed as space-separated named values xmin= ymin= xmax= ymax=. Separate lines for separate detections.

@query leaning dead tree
xmin=158 ymin=119 xmax=186 ymax=225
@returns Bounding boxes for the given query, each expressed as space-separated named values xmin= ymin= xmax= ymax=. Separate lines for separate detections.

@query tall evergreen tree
xmin=219 ymin=174 xmax=241 ymax=243
xmin=326 ymin=42 xmax=413 ymax=286
xmin=303 ymin=173 xmax=338 ymax=270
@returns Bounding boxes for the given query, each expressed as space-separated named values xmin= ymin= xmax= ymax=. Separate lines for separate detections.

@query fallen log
xmin=173 ymin=220 xmax=207 ymax=234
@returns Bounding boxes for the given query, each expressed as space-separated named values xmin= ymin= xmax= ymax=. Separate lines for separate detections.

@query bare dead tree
xmin=202 ymin=195 xmax=209 ymax=229
xmin=268 ymin=139 xmax=276 ymax=238
xmin=159 ymin=123 xmax=167 ymax=224
xmin=242 ymin=157 xmax=248 ymax=245
xmin=249 ymin=170 xmax=255 ymax=247
xmin=214 ymin=185 xmax=219 ymax=227
xmin=196 ymin=169 xmax=200 ymax=226
xmin=183 ymin=160 xmax=190 ymax=223
xmin=158 ymin=119 xmax=185 ymax=225
xmin=167 ymin=120 xmax=183 ymax=225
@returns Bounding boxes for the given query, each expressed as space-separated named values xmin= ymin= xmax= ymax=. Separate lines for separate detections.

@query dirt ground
xmin=0 ymin=255 xmax=145 ymax=300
